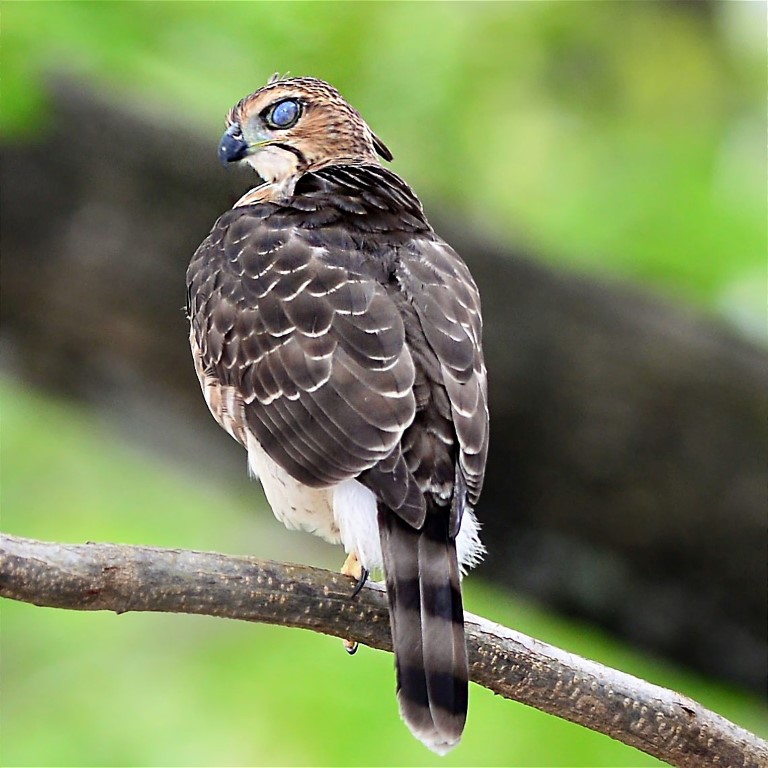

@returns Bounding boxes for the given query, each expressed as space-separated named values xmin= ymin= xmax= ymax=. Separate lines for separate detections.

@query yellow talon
xmin=341 ymin=551 xmax=363 ymax=581
xmin=341 ymin=552 xmax=364 ymax=654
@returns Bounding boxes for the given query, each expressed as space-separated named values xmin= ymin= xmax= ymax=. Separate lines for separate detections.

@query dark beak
xmin=218 ymin=123 xmax=249 ymax=166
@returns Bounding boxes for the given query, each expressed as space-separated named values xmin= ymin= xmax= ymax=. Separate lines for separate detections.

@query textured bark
xmin=2 ymin=533 xmax=765 ymax=768
xmin=1 ymin=80 xmax=765 ymax=691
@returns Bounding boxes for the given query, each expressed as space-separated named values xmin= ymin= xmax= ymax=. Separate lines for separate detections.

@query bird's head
xmin=219 ymin=75 xmax=393 ymax=188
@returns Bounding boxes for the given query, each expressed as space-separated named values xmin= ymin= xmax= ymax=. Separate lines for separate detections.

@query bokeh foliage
xmin=2 ymin=2 xmax=766 ymax=765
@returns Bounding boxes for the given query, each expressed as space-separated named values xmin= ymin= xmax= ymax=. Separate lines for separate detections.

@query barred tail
xmin=378 ymin=506 xmax=468 ymax=754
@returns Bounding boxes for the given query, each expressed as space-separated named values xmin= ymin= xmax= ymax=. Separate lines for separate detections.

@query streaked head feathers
xmin=219 ymin=76 xmax=393 ymax=187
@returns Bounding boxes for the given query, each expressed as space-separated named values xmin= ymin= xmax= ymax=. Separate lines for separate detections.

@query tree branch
xmin=1 ymin=533 xmax=764 ymax=768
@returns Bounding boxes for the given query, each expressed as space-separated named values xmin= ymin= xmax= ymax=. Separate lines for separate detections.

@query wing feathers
xmin=398 ymin=239 xmax=489 ymax=507
xmin=188 ymin=206 xmax=418 ymax=488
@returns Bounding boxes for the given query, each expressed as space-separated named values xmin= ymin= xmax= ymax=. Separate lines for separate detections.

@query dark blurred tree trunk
xmin=1 ymin=80 xmax=765 ymax=691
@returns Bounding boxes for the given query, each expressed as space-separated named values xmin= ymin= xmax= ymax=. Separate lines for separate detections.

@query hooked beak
xmin=218 ymin=123 xmax=249 ymax=166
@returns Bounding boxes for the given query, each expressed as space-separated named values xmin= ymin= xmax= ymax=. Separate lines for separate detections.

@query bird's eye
xmin=266 ymin=99 xmax=301 ymax=129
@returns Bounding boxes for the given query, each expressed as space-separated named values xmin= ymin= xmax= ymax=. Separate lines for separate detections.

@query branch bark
xmin=1 ymin=533 xmax=764 ymax=767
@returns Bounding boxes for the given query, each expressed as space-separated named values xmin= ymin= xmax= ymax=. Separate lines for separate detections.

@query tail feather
xmin=378 ymin=506 xmax=468 ymax=754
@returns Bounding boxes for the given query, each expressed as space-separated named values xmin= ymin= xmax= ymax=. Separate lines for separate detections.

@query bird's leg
xmin=341 ymin=552 xmax=369 ymax=654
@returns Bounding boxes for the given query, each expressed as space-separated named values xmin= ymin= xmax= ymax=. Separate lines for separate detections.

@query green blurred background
xmin=1 ymin=2 xmax=765 ymax=766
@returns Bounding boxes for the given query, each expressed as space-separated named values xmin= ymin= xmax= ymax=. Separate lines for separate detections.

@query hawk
xmin=186 ymin=75 xmax=489 ymax=754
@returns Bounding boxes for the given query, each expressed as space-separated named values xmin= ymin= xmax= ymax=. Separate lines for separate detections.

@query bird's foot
xmin=341 ymin=552 xmax=369 ymax=655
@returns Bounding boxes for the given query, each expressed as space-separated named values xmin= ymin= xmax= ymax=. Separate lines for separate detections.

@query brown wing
xmin=187 ymin=200 xmax=427 ymax=523
xmin=394 ymin=235 xmax=488 ymax=515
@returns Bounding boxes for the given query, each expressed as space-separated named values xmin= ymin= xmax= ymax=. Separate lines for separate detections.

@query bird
xmin=186 ymin=75 xmax=489 ymax=754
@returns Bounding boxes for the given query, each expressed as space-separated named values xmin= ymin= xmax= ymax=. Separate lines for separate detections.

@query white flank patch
xmin=245 ymin=432 xmax=340 ymax=544
xmin=332 ymin=478 xmax=485 ymax=577
xmin=455 ymin=507 xmax=485 ymax=576
xmin=332 ymin=479 xmax=383 ymax=571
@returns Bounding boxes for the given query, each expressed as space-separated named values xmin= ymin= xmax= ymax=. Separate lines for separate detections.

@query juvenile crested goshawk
xmin=186 ymin=76 xmax=489 ymax=753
